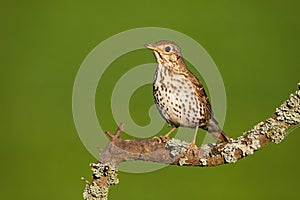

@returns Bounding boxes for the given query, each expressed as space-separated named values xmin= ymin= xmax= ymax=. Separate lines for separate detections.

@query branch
xmin=82 ymin=83 xmax=300 ymax=200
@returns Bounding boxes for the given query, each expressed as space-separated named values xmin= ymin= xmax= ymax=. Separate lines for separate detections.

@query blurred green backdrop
xmin=1 ymin=0 xmax=300 ymax=199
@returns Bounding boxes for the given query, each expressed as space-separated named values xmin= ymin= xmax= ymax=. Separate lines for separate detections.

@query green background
xmin=1 ymin=0 xmax=300 ymax=200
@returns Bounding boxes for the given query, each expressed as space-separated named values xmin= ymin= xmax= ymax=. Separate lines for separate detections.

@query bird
xmin=145 ymin=40 xmax=230 ymax=147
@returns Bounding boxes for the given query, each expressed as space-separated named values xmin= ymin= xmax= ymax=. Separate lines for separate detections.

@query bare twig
xmin=83 ymin=83 xmax=300 ymax=200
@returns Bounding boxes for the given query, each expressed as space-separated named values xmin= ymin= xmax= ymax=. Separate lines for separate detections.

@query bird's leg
xmin=191 ymin=126 xmax=199 ymax=146
xmin=165 ymin=127 xmax=177 ymax=138
xmin=154 ymin=127 xmax=177 ymax=143
xmin=187 ymin=126 xmax=199 ymax=155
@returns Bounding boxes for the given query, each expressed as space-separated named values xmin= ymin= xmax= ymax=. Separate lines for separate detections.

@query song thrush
xmin=145 ymin=40 xmax=230 ymax=146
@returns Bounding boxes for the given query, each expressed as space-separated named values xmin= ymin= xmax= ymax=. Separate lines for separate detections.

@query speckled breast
xmin=153 ymin=65 xmax=206 ymax=128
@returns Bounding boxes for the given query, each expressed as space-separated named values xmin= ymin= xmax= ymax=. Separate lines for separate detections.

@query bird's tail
xmin=207 ymin=118 xmax=231 ymax=143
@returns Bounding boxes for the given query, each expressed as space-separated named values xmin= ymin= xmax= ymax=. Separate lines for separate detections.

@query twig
xmin=83 ymin=82 xmax=300 ymax=200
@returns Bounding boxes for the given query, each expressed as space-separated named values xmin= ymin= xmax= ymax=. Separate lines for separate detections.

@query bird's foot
xmin=186 ymin=143 xmax=199 ymax=156
xmin=153 ymin=135 xmax=169 ymax=143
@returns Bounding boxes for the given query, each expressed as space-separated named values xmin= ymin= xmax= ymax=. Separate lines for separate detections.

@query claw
xmin=153 ymin=135 xmax=169 ymax=143
xmin=187 ymin=143 xmax=199 ymax=156
xmin=153 ymin=136 xmax=162 ymax=143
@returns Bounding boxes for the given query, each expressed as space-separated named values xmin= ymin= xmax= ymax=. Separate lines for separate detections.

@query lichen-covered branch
xmin=83 ymin=83 xmax=300 ymax=200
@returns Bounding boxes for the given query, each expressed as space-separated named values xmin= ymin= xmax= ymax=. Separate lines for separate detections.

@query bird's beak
xmin=144 ymin=44 xmax=162 ymax=52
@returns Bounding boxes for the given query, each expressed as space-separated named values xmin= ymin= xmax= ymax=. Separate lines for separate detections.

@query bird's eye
xmin=165 ymin=46 xmax=171 ymax=52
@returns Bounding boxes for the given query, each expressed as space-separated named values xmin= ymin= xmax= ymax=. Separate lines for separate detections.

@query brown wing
xmin=181 ymin=67 xmax=213 ymax=117
xmin=189 ymin=71 xmax=212 ymax=111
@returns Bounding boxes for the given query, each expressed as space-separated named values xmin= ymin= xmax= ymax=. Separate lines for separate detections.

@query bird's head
xmin=145 ymin=40 xmax=183 ymax=67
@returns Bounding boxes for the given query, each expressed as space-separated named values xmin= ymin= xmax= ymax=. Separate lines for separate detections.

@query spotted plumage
xmin=145 ymin=40 xmax=230 ymax=145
